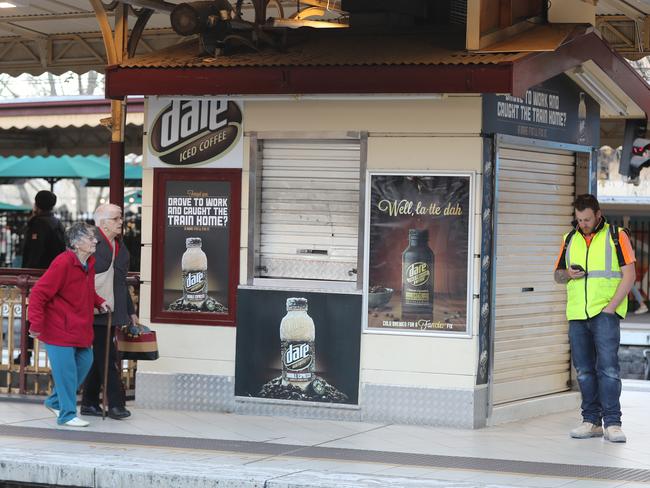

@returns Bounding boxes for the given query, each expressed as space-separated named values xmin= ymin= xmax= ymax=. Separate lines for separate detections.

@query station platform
xmin=0 ymin=381 xmax=648 ymax=488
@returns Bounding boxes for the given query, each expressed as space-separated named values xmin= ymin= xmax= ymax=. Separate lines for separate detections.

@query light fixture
xmin=272 ymin=18 xmax=348 ymax=28
xmin=571 ymin=67 xmax=628 ymax=117
xmin=0 ymin=2 xmax=17 ymax=7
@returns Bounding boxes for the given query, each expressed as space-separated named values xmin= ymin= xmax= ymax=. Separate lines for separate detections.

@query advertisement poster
xmin=151 ymin=169 xmax=240 ymax=326
xmin=145 ymin=96 xmax=244 ymax=168
xmin=366 ymin=173 xmax=472 ymax=335
xmin=235 ymin=288 xmax=361 ymax=405
xmin=483 ymin=74 xmax=599 ymax=146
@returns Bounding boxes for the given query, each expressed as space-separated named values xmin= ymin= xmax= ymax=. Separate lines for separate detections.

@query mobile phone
xmin=570 ymin=264 xmax=585 ymax=272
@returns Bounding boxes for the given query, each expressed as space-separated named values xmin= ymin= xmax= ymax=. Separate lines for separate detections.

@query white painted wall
xmin=138 ymin=95 xmax=484 ymax=391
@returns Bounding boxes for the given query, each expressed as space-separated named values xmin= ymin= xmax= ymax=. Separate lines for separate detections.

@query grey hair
xmin=65 ymin=222 xmax=95 ymax=250
xmin=93 ymin=203 xmax=121 ymax=227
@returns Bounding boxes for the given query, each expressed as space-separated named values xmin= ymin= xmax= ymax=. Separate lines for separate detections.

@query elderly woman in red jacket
xmin=28 ymin=222 xmax=109 ymax=427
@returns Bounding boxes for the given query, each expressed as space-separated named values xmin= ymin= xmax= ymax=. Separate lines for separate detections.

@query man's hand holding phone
xmin=568 ymin=264 xmax=586 ymax=279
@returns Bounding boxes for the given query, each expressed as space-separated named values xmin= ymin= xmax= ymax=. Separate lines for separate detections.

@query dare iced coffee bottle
xmin=280 ymin=297 xmax=315 ymax=390
xmin=578 ymin=92 xmax=587 ymax=144
xmin=182 ymin=237 xmax=208 ymax=305
xmin=401 ymin=229 xmax=434 ymax=315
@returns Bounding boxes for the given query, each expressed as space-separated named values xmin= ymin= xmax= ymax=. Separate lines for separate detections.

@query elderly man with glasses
xmin=81 ymin=203 xmax=138 ymax=420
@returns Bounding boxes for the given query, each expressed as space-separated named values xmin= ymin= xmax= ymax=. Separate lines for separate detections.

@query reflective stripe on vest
xmin=564 ymin=223 xmax=627 ymax=320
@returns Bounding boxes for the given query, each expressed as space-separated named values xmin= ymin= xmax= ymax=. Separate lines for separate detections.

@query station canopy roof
xmin=106 ymin=24 xmax=650 ymax=120
xmin=1 ymin=1 xmax=649 ymax=125
xmin=0 ymin=96 xmax=143 ymax=156
xmin=0 ymin=1 xmax=649 ymax=77
xmin=0 ymin=96 xmax=143 ymax=129
xmin=0 ymin=0 xmax=182 ymax=76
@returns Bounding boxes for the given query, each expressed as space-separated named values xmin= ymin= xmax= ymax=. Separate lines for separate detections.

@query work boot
xmin=570 ymin=422 xmax=603 ymax=439
xmin=80 ymin=405 xmax=103 ymax=417
xmin=108 ymin=406 xmax=131 ymax=420
xmin=604 ymin=425 xmax=627 ymax=443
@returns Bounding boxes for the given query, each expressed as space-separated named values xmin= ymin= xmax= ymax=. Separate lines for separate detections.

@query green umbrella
xmin=0 ymin=155 xmax=141 ymax=189
xmin=85 ymin=163 xmax=142 ymax=187
xmin=0 ymin=201 xmax=31 ymax=212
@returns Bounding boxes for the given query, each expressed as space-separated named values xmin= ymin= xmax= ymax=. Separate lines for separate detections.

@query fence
xmin=0 ymin=209 xmax=141 ymax=270
xmin=0 ymin=268 xmax=140 ymax=398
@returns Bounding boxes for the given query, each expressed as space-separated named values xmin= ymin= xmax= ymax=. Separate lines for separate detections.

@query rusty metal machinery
xmin=170 ymin=1 xmax=288 ymax=55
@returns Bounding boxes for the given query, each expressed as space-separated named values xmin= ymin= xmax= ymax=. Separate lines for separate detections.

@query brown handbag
xmin=116 ymin=327 xmax=159 ymax=361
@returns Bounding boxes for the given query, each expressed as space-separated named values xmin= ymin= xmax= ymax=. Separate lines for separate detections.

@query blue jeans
xmin=569 ymin=312 xmax=622 ymax=428
xmin=44 ymin=344 xmax=93 ymax=424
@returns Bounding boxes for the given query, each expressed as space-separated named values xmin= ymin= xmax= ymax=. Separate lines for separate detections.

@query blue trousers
xmin=44 ymin=344 xmax=93 ymax=424
xmin=569 ymin=312 xmax=622 ymax=428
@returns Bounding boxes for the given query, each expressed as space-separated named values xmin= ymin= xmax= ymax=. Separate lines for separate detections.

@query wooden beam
xmin=467 ymin=0 xmax=545 ymax=50
xmin=106 ymin=63 xmax=515 ymax=98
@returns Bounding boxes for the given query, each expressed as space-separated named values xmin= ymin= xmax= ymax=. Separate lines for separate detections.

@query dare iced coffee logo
xmin=284 ymin=343 xmax=312 ymax=371
xmin=150 ymin=99 xmax=242 ymax=166
xmin=185 ymin=271 xmax=205 ymax=293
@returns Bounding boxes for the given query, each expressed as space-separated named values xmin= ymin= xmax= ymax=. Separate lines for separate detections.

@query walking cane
xmin=102 ymin=311 xmax=112 ymax=420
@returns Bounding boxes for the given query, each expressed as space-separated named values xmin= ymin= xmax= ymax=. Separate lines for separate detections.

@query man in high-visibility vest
xmin=554 ymin=194 xmax=635 ymax=443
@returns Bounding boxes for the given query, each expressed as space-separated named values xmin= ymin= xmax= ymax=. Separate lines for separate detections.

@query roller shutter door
xmin=258 ymin=139 xmax=361 ymax=281
xmin=492 ymin=146 xmax=575 ymax=405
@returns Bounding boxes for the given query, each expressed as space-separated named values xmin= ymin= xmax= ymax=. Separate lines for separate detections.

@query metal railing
xmin=0 ymin=210 xmax=141 ymax=270
xmin=1 ymin=268 xmax=140 ymax=398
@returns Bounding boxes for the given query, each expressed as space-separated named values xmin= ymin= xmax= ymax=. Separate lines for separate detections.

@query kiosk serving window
xmin=249 ymin=137 xmax=365 ymax=287
xmin=151 ymin=169 xmax=241 ymax=325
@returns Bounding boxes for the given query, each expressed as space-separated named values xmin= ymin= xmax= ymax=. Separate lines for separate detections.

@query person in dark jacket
xmin=17 ymin=190 xmax=66 ymax=365
xmin=22 ymin=190 xmax=66 ymax=268
xmin=28 ymin=222 xmax=109 ymax=427
xmin=81 ymin=203 xmax=138 ymax=420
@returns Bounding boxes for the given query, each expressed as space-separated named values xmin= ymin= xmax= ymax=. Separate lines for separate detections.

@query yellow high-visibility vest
xmin=564 ymin=223 xmax=627 ymax=320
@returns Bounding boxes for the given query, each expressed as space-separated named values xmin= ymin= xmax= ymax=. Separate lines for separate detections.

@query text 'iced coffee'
xmin=280 ymin=297 xmax=315 ymax=390
xmin=182 ymin=237 xmax=208 ymax=305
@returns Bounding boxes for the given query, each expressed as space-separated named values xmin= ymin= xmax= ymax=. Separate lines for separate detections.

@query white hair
xmin=93 ymin=203 xmax=122 ymax=226
xmin=65 ymin=222 xmax=95 ymax=249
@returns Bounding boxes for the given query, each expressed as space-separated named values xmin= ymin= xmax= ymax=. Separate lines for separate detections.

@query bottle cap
xmin=408 ymin=229 xmax=428 ymax=242
xmin=186 ymin=237 xmax=202 ymax=248
xmin=286 ymin=297 xmax=308 ymax=311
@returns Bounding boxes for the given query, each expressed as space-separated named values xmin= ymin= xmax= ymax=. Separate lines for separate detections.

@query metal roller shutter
xmin=492 ymin=146 xmax=575 ymax=405
xmin=259 ymin=139 xmax=361 ymax=281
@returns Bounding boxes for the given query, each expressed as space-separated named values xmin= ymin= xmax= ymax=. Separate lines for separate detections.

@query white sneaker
xmin=570 ymin=422 xmax=603 ymax=439
xmin=604 ymin=425 xmax=627 ymax=443
xmin=634 ymin=304 xmax=648 ymax=314
xmin=45 ymin=405 xmax=59 ymax=418
xmin=62 ymin=417 xmax=89 ymax=427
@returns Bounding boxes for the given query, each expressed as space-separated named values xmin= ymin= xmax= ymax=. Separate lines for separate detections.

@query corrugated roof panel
xmin=0 ymin=111 xmax=144 ymax=130
xmin=596 ymin=0 xmax=650 ymax=16
xmin=0 ymin=0 xmax=173 ymax=36
xmin=119 ymin=32 xmax=528 ymax=70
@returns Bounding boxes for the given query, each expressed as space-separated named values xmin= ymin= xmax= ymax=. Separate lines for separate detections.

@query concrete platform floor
xmin=0 ymin=381 xmax=648 ymax=488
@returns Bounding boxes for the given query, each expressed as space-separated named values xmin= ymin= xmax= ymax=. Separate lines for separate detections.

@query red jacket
xmin=28 ymin=250 xmax=105 ymax=347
